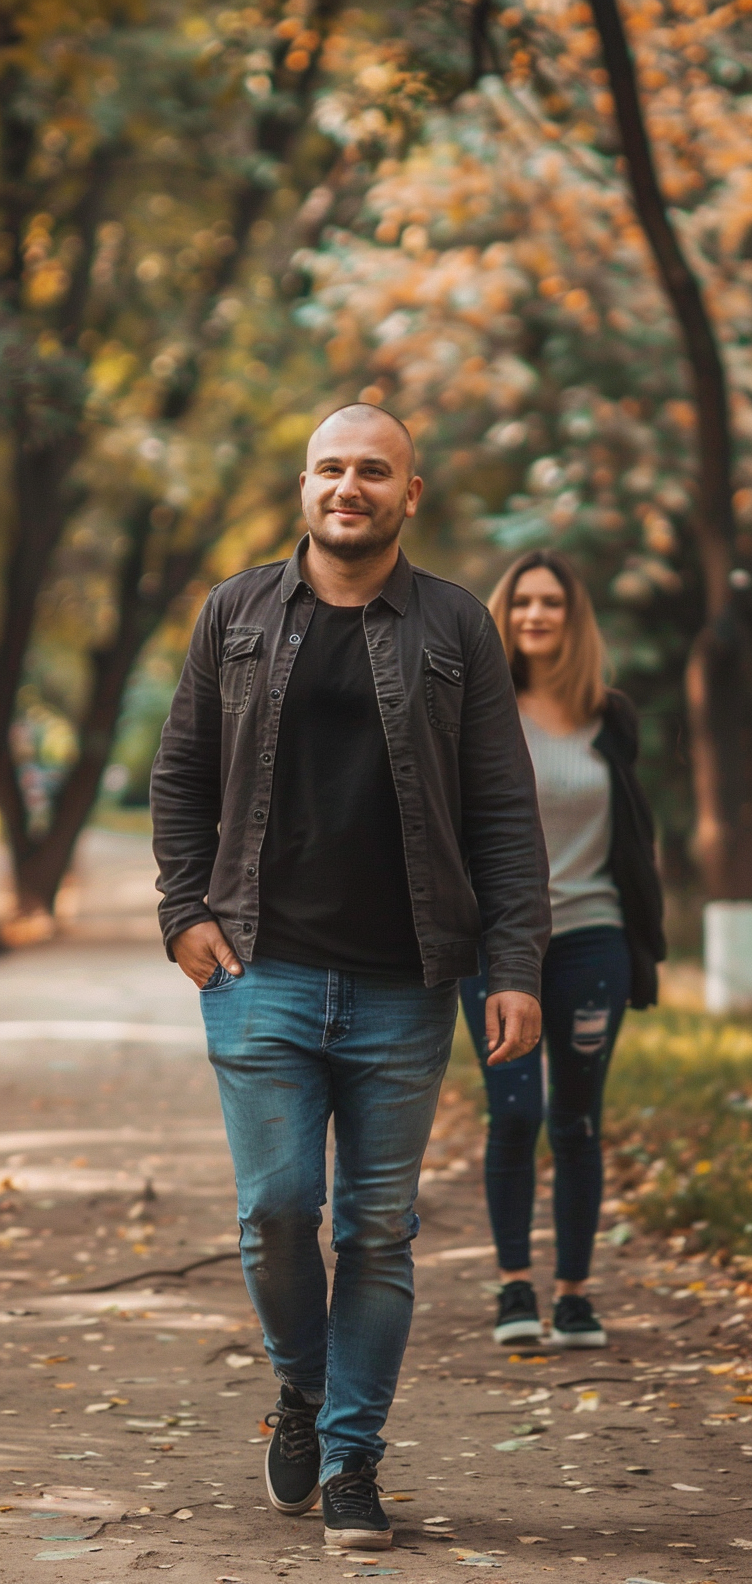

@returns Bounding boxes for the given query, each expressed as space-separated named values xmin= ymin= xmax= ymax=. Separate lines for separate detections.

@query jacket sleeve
xmin=459 ymin=612 xmax=551 ymax=999
xmin=150 ymin=591 xmax=223 ymax=958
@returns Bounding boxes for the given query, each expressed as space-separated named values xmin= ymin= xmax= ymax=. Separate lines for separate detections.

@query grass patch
xmin=605 ymin=1007 xmax=752 ymax=1259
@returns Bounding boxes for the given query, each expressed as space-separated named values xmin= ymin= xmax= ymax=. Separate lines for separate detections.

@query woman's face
xmin=508 ymin=566 xmax=568 ymax=664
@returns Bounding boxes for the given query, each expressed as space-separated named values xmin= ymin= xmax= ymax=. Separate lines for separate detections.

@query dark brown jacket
xmin=151 ymin=539 xmax=551 ymax=995
xmin=593 ymin=689 xmax=666 ymax=1009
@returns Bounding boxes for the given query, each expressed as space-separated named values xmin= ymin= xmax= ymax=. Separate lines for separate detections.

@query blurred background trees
xmin=4 ymin=0 xmax=752 ymax=942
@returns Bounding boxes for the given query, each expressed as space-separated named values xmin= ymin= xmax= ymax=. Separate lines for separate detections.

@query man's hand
xmin=172 ymin=920 xmax=243 ymax=989
xmin=485 ymin=991 xmax=541 ymax=1066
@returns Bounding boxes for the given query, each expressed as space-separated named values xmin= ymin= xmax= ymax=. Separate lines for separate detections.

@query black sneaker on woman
xmin=321 ymin=1455 xmax=392 ymax=1550
xmin=264 ymin=1384 xmax=321 ymax=1514
xmin=493 ymin=1279 xmax=543 ymax=1344
xmin=550 ymin=1293 xmax=607 ymax=1347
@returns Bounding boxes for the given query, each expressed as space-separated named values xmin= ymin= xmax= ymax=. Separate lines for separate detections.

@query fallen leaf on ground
xmin=173 ymin=1508 xmax=193 ymax=1520
xmin=517 ymin=1535 xmax=545 ymax=1543
xmin=34 ymin=1547 xmax=103 ymax=1560
xmin=730 ymin=1538 xmax=752 ymax=1548
xmin=225 ymin=1354 xmax=254 ymax=1369
xmin=256 ymin=1420 xmax=272 ymax=1436
xmin=575 ymin=1390 xmax=599 ymax=1413
xmin=672 ymin=1482 xmax=703 ymax=1491
xmin=454 ymin=1560 xmax=504 ymax=1569
xmin=392 ymin=1440 xmax=418 ymax=1447
xmin=84 ymin=1402 xmax=112 ymax=1414
xmin=493 ymin=1437 xmax=539 ymax=1451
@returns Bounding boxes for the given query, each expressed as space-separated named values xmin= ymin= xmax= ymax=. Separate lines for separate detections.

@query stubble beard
xmin=305 ymin=503 xmax=405 ymax=562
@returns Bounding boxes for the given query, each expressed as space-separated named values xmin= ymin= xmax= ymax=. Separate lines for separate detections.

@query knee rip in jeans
xmin=571 ymin=1003 xmax=609 ymax=1057
xmin=549 ymin=1112 xmax=595 ymax=1149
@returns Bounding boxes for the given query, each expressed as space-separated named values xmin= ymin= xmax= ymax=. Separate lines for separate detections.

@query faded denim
xmin=201 ymin=954 xmax=457 ymax=1480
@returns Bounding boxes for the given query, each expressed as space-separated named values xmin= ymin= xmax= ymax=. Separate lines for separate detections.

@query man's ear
xmin=404 ymin=475 xmax=423 ymax=518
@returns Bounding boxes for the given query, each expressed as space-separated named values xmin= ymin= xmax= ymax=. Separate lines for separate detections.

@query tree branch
xmin=469 ymin=0 xmax=501 ymax=84
xmin=590 ymin=0 xmax=735 ymax=620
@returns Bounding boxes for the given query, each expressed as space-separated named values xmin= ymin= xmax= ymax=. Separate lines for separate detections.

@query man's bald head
xmin=307 ymin=403 xmax=415 ymax=476
xmin=300 ymin=402 xmax=423 ymax=565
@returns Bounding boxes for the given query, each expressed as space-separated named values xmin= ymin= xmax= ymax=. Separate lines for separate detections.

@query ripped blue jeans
xmin=461 ymin=926 xmax=631 ymax=1282
xmin=201 ymin=956 xmax=457 ymax=1480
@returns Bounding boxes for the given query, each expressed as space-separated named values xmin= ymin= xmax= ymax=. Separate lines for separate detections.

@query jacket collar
xmin=281 ymin=535 xmax=413 ymax=615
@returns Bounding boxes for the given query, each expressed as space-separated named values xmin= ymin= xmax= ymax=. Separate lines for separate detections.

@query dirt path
xmin=1 ymin=942 xmax=750 ymax=1584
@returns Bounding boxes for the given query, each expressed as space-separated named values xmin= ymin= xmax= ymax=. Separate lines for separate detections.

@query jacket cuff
xmin=485 ymin=962 xmax=542 ymax=1002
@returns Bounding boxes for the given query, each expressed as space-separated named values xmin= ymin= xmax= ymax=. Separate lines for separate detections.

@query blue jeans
xmin=200 ymin=956 xmax=457 ymax=1481
xmin=460 ymin=926 xmax=631 ymax=1283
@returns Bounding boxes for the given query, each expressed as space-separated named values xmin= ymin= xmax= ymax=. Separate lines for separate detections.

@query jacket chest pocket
xmin=220 ymin=627 xmax=263 ymax=714
xmin=424 ymin=649 xmax=464 ymax=734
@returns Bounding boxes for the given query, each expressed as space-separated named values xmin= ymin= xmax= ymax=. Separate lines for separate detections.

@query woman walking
xmin=461 ymin=550 xmax=664 ymax=1348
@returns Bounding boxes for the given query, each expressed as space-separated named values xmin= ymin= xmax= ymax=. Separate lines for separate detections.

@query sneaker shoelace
xmin=499 ymin=1280 xmax=532 ymax=1314
xmin=324 ymin=1467 xmax=378 ymax=1515
xmin=560 ymin=1295 xmax=595 ymax=1323
xmin=265 ymin=1405 xmax=318 ymax=1463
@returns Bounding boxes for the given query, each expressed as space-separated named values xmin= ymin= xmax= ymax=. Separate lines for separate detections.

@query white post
xmin=704 ymin=901 xmax=752 ymax=1013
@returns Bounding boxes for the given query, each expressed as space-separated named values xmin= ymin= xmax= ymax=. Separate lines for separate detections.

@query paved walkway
xmin=0 ymin=941 xmax=749 ymax=1583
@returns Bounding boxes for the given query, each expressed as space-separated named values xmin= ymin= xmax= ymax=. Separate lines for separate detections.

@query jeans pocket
xmin=200 ymin=963 xmax=236 ymax=992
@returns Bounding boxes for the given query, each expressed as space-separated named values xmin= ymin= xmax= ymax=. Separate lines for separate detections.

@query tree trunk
xmin=590 ymin=0 xmax=752 ymax=898
xmin=0 ymin=1 xmax=346 ymax=939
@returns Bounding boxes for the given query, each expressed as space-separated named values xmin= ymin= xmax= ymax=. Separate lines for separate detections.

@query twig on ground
xmin=74 ymin=1251 xmax=241 ymax=1293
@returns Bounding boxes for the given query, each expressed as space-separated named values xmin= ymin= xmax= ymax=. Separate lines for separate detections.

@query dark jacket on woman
xmin=592 ymin=689 xmax=665 ymax=1009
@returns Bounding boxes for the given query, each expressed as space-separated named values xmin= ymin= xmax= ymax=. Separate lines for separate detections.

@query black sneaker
xmin=550 ymin=1293 xmax=607 ymax=1348
xmin=321 ymin=1455 xmax=392 ymax=1550
xmin=264 ymin=1384 xmax=321 ymax=1515
xmin=493 ymin=1279 xmax=543 ymax=1345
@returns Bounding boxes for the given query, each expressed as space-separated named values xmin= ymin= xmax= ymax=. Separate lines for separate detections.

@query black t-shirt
xmin=254 ymin=600 xmax=423 ymax=976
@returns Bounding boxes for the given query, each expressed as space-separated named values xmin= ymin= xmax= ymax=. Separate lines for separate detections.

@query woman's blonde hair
xmin=488 ymin=550 xmax=606 ymax=725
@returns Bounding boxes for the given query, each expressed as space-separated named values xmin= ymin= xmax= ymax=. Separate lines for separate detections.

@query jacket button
xmin=246 ymin=865 xmax=256 ymax=877
xmin=242 ymin=922 xmax=252 ymax=934
xmin=260 ymin=752 xmax=272 ymax=764
xmin=289 ymin=633 xmax=301 ymax=644
xmin=452 ymin=668 xmax=461 ymax=678
xmin=253 ymin=809 xmax=265 ymax=822
xmin=270 ymin=688 xmax=281 ymax=700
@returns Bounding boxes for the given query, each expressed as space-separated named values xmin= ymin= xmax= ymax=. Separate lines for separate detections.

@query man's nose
xmin=334 ymin=467 xmax=361 ymax=498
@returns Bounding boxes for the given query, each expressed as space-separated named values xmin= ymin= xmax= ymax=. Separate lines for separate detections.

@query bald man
xmin=151 ymin=404 xmax=550 ymax=1549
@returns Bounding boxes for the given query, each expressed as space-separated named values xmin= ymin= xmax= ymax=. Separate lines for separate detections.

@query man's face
xmin=300 ymin=414 xmax=422 ymax=561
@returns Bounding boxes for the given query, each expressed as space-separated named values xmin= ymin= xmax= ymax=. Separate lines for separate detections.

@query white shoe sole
xmin=265 ymin=1441 xmax=320 ymax=1515
xmin=549 ymin=1326 xmax=607 ymax=1348
xmin=493 ymin=1317 xmax=543 ymax=1345
xmin=324 ymin=1525 xmax=392 ymax=1549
